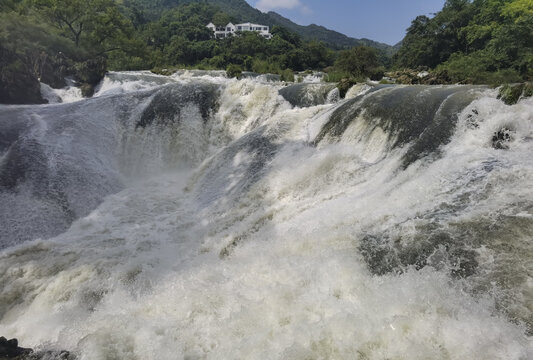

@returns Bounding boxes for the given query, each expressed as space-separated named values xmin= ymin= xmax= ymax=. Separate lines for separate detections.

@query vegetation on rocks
xmin=498 ymin=82 xmax=533 ymax=105
xmin=385 ymin=69 xmax=453 ymax=85
xmin=0 ymin=0 xmax=141 ymax=103
xmin=336 ymin=78 xmax=358 ymax=98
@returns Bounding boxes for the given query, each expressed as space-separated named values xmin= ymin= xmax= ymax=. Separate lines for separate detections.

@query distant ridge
xmin=123 ymin=0 xmax=393 ymax=52
xmin=265 ymin=11 xmax=392 ymax=52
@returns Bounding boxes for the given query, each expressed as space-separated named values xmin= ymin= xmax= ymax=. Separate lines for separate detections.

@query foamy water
xmin=1 ymin=72 xmax=532 ymax=359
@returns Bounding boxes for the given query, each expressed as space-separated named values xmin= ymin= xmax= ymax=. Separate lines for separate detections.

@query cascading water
xmin=0 ymin=72 xmax=532 ymax=359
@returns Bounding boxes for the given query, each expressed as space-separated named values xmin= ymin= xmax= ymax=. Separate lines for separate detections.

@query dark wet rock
xmin=193 ymin=128 xmax=278 ymax=207
xmin=73 ymin=57 xmax=107 ymax=98
xmin=359 ymin=229 xmax=479 ymax=279
xmin=1 ymin=43 xmax=105 ymax=103
xmin=79 ymin=83 xmax=95 ymax=98
xmin=39 ymin=53 xmax=69 ymax=89
xmin=466 ymin=108 xmax=480 ymax=129
xmin=279 ymin=83 xmax=337 ymax=107
xmin=137 ymin=83 xmax=219 ymax=128
xmin=492 ymin=128 xmax=513 ymax=150
xmin=314 ymin=85 xmax=483 ymax=168
xmin=498 ymin=83 xmax=533 ymax=105
xmin=337 ymin=78 xmax=358 ymax=98
xmin=24 ymin=350 xmax=74 ymax=360
xmin=0 ymin=336 xmax=32 ymax=358
xmin=0 ymin=137 xmax=49 ymax=190
xmin=0 ymin=337 xmax=74 ymax=360
xmin=0 ymin=46 xmax=47 ymax=105
xmin=524 ymin=82 xmax=533 ymax=98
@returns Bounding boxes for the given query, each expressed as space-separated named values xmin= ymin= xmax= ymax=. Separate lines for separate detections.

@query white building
xmin=206 ymin=22 xmax=272 ymax=39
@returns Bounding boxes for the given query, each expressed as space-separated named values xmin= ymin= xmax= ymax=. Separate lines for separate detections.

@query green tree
xmin=394 ymin=0 xmax=532 ymax=83
xmin=33 ymin=0 xmax=134 ymax=53
xmin=212 ymin=11 xmax=231 ymax=27
xmin=271 ymin=25 xmax=302 ymax=47
xmin=335 ymin=46 xmax=379 ymax=79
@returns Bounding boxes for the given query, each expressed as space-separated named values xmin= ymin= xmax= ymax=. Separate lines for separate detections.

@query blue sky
xmin=245 ymin=0 xmax=446 ymax=45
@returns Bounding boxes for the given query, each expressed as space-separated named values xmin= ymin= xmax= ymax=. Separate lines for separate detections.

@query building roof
xmin=236 ymin=22 xmax=269 ymax=28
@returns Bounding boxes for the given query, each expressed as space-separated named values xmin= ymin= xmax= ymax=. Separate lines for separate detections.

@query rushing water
xmin=0 ymin=72 xmax=532 ymax=359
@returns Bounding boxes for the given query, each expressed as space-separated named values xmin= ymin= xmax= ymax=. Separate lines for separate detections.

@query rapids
xmin=0 ymin=71 xmax=532 ymax=359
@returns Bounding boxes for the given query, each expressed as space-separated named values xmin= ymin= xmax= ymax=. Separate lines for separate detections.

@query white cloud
xmin=256 ymin=0 xmax=311 ymax=14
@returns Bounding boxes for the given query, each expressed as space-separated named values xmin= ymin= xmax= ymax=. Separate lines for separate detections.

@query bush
xmin=369 ymin=66 xmax=385 ymax=81
xmin=334 ymin=46 xmax=380 ymax=80
xmin=226 ymin=63 xmax=243 ymax=79
xmin=73 ymin=57 xmax=107 ymax=85
xmin=324 ymin=71 xmax=348 ymax=83
xmin=280 ymin=68 xmax=294 ymax=82
xmin=498 ymin=82 xmax=533 ymax=105
xmin=438 ymin=52 xmax=522 ymax=85
xmin=209 ymin=55 xmax=227 ymax=69
xmin=337 ymin=78 xmax=358 ymax=98
xmin=251 ymin=59 xmax=280 ymax=74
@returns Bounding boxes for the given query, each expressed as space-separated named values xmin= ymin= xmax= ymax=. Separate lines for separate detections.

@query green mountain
xmin=265 ymin=12 xmax=392 ymax=52
xmin=121 ymin=0 xmax=393 ymax=51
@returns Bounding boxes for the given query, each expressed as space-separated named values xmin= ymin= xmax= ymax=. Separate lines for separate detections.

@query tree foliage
xmin=130 ymin=3 xmax=335 ymax=73
xmin=334 ymin=46 xmax=380 ymax=79
xmin=32 ymin=0 xmax=135 ymax=54
xmin=394 ymin=0 xmax=533 ymax=82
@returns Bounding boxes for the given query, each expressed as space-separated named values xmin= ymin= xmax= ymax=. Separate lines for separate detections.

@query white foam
xmin=40 ymin=79 xmax=83 ymax=104
xmin=345 ymin=83 xmax=372 ymax=99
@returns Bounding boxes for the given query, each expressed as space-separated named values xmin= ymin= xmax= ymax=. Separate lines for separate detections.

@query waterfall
xmin=0 ymin=72 xmax=531 ymax=359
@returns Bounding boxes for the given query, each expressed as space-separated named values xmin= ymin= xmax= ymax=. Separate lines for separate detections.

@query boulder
xmin=385 ymin=69 xmax=452 ymax=85
xmin=0 ymin=337 xmax=32 ymax=358
xmin=39 ymin=52 xmax=69 ymax=89
xmin=73 ymin=57 xmax=107 ymax=98
xmin=498 ymin=82 xmax=533 ymax=105
xmin=0 ymin=46 xmax=47 ymax=105
xmin=337 ymin=78 xmax=357 ymax=98
xmin=492 ymin=128 xmax=513 ymax=150
xmin=0 ymin=337 xmax=74 ymax=360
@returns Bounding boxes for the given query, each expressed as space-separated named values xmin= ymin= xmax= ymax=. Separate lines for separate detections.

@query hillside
xmin=392 ymin=0 xmax=532 ymax=84
xmin=265 ymin=12 xmax=392 ymax=53
xmin=121 ymin=0 xmax=393 ymax=51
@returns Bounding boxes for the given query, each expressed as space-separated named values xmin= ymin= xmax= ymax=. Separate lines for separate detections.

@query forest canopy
xmin=393 ymin=0 xmax=533 ymax=83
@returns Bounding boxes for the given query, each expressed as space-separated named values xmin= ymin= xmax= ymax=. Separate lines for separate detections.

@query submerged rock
xmin=24 ymin=350 xmax=74 ymax=360
xmin=0 ymin=337 xmax=32 ymax=358
xmin=0 ymin=337 xmax=74 ymax=360
xmin=279 ymin=83 xmax=338 ymax=107
xmin=336 ymin=78 xmax=358 ymax=98
xmin=492 ymin=127 xmax=513 ymax=149
xmin=359 ymin=231 xmax=479 ymax=279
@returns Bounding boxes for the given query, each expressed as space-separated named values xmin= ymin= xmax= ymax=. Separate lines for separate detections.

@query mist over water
xmin=0 ymin=72 xmax=532 ymax=359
